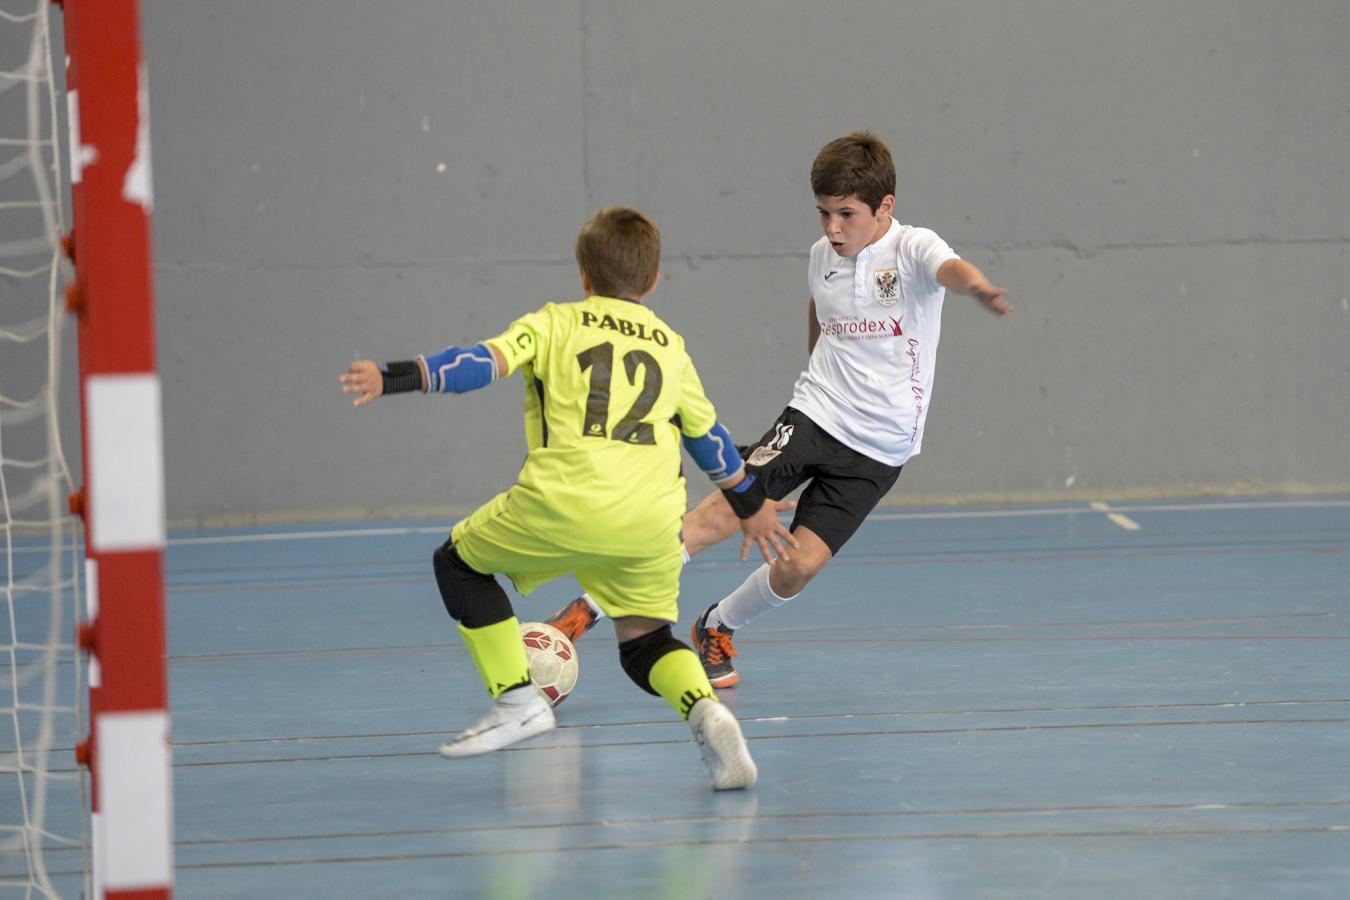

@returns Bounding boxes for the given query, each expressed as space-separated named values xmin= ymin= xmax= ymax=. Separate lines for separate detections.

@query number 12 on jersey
xmin=576 ymin=341 xmax=662 ymax=445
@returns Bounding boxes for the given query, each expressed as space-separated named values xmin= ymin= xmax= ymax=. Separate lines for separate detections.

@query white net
xmin=0 ymin=2 xmax=87 ymax=897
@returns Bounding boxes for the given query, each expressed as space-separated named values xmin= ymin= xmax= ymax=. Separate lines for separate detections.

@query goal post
xmin=61 ymin=0 xmax=173 ymax=897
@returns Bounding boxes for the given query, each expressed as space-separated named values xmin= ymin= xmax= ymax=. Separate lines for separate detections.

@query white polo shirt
xmin=789 ymin=218 xmax=958 ymax=467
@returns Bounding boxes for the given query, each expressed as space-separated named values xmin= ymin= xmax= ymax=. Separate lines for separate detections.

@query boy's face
xmin=816 ymin=193 xmax=894 ymax=258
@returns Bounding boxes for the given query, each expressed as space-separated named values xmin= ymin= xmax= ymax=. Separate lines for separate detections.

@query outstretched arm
xmin=340 ymin=343 xmax=507 ymax=408
xmin=937 ymin=258 xmax=1012 ymax=316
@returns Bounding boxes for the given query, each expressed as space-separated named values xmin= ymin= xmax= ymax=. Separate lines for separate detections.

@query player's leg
xmin=541 ymin=592 xmax=604 ymax=642
xmin=541 ymin=502 xmax=747 ymax=642
xmin=544 ymin=492 xmax=779 ymax=641
xmin=544 ymin=413 xmax=804 ymax=642
xmin=690 ymin=524 xmax=833 ymax=687
xmin=581 ymin=555 xmax=756 ymax=790
xmin=689 ymin=408 xmax=822 ymax=686
xmin=692 ymin=414 xmax=902 ymax=685
xmin=431 ymin=540 xmax=555 ymax=757
xmin=614 ymin=616 xmax=714 ymax=719
xmin=434 ymin=497 xmax=561 ymax=757
xmin=617 ymin=618 xmax=757 ymax=791
xmin=544 ymin=491 xmax=800 ymax=641
xmin=544 ymin=550 xmax=690 ymax=641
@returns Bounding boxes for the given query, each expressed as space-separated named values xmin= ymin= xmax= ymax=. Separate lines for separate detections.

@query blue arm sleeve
xmin=681 ymin=420 xmax=745 ymax=483
xmin=419 ymin=343 xmax=498 ymax=394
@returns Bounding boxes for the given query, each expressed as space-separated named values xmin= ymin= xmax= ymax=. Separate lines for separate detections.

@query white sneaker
xmin=688 ymin=698 xmax=757 ymax=790
xmin=438 ymin=688 xmax=556 ymax=758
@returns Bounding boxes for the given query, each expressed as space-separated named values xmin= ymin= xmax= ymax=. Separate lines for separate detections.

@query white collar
xmin=844 ymin=217 xmax=900 ymax=264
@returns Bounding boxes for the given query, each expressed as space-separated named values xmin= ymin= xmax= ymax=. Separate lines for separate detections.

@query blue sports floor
xmin=8 ymin=496 xmax=1350 ymax=898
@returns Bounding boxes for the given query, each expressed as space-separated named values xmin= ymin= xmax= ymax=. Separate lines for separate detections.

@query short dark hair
xmin=575 ymin=206 xmax=661 ymax=298
xmin=810 ymin=132 xmax=896 ymax=213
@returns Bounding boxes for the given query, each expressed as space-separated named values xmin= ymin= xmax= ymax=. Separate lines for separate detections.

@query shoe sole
xmin=708 ymin=670 xmax=740 ymax=688
xmin=695 ymin=705 xmax=757 ymax=791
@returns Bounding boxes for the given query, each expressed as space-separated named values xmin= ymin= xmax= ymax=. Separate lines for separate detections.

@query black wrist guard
xmin=380 ymin=360 xmax=422 ymax=394
xmin=721 ymin=473 xmax=767 ymax=519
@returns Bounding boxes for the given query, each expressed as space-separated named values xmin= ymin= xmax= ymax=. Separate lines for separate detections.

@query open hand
xmin=738 ymin=500 xmax=799 ymax=565
xmin=973 ymin=283 xmax=1012 ymax=316
xmin=340 ymin=360 xmax=383 ymax=407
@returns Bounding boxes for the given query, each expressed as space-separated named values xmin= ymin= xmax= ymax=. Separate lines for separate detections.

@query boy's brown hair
xmin=810 ymin=131 xmax=896 ymax=213
xmin=575 ymin=206 xmax=661 ymax=299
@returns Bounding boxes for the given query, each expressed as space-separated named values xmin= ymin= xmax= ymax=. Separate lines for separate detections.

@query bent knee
xmin=773 ymin=541 xmax=831 ymax=594
xmin=433 ymin=543 xmax=512 ymax=627
xmin=776 ymin=558 xmax=825 ymax=592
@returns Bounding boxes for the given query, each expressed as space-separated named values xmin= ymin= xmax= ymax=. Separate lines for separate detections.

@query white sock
xmin=497 ymin=683 xmax=539 ymax=707
xmin=705 ymin=563 xmax=795 ymax=632
xmin=581 ymin=543 xmax=688 ymax=621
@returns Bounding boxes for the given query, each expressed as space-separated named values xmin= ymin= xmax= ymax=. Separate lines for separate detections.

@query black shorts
xmin=739 ymin=407 xmax=902 ymax=556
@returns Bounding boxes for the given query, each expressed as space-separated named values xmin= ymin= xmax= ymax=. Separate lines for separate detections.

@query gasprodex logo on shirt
xmin=820 ymin=315 xmax=904 ymax=339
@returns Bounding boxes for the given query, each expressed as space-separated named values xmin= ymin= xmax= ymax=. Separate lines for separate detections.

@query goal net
xmin=0 ymin=1 xmax=88 ymax=897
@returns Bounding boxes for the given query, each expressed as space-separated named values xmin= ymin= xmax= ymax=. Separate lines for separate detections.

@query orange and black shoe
xmin=543 ymin=596 xmax=600 ymax=644
xmin=691 ymin=605 xmax=740 ymax=688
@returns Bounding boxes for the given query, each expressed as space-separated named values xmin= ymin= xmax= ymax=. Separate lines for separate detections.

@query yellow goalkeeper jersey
xmin=484 ymin=295 xmax=719 ymax=556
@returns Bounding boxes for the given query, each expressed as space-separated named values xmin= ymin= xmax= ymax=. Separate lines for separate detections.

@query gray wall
xmin=134 ymin=1 xmax=1349 ymax=524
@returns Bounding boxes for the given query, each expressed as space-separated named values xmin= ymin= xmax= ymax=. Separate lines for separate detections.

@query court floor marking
xmin=33 ymin=700 xmax=1341 ymax=775
xmin=160 ymin=607 xmax=1346 ymax=666
xmin=165 ymin=696 xmax=1350 ymax=747
xmin=6 ymin=498 xmax=1348 ymax=555
xmin=152 ymin=715 xmax=1350 ymax=772
xmin=165 ymin=824 xmax=1350 ymax=872
xmin=154 ymin=697 xmax=1350 ymax=752
xmin=870 ymin=498 xmax=1350 ymax=521
xmin=28 ymin=798 xmax=1349 ymax=870
xmin=160 ymin=798 xmax=1350 ymax=846
xmin=158 ymin=498 xmax=1350 ymax=547
xmin=30 ymin=820 xmax=1350 ymax=880
xmin=1089 ymin=500 xmax=1142 ymax=531
xmin=153 ymin=541 xmax=1349 ymax=597
xmin=159 ymin=535 xmax=1348 ymax=591
xmin=161 ymin=631 xmax=1350 ymax=667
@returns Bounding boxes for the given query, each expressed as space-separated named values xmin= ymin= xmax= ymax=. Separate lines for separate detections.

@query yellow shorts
xmin=451 ymin=490 xmax=683 ymax=622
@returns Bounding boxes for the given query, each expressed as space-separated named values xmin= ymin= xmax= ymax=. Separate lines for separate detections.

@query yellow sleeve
xmin=484 ymin=306 xmax=552 ymax=377
xmin=675 ymin=356 xmax=719 ymax=437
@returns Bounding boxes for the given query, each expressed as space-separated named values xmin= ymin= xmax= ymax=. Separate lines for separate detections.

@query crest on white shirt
xmin=873 ymin=268 xmax=899 ymax=306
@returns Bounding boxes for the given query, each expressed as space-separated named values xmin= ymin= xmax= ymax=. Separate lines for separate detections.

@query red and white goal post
xmin=61 ymin=0 xmax=174 ymax=897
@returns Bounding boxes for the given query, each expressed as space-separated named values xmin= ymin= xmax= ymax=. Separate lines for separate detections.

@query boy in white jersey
xmin=546 ymin=132 xmax=1010 ymax=687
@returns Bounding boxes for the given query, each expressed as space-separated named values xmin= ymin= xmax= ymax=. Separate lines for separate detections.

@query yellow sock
xmin=458 ymin=618 xmax=531 ymax=698
xmin=649 ymin=648 xmax=717 ymax=720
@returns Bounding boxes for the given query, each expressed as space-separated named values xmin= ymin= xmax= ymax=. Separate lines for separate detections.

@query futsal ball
xmin=520 ymin=622 xmax=579 ymax=707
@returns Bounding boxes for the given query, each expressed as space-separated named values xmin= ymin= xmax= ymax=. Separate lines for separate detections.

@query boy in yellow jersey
xmin=340 ymin=207 xmax=794 ymax=790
